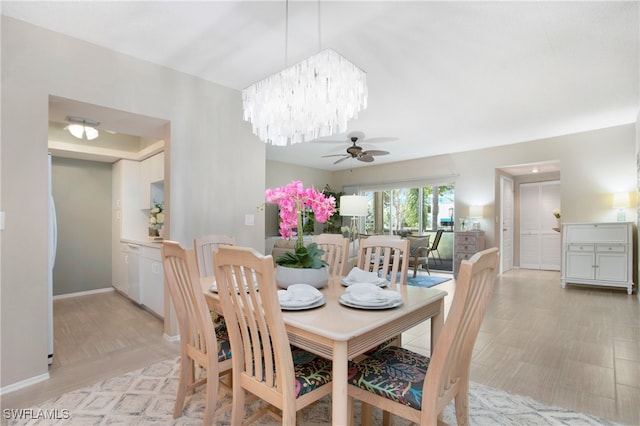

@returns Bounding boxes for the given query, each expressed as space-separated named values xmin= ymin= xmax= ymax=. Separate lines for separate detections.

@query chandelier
xmin=242 ymin=6 xmax=368 ymax=147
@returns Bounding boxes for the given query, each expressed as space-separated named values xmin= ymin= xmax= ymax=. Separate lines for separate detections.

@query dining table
xmin=201 ymin=274 xmax=447 ymax=426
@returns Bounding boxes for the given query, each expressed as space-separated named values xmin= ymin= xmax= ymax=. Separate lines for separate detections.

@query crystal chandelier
xmin=242 ymin=47 xmax=367 ymax=146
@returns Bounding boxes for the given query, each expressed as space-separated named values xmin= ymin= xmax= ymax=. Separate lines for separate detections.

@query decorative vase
xmin=275 ymin=265 xmax=329 ymax=289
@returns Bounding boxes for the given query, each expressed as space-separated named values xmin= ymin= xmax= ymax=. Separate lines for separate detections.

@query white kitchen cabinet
xmin=141 ymin=245 xmax=164 ymax=318
xmin=140 ymin=152 xmax=164 ymax=209
xmin=561 ymin=222 xmax=634 ymax=294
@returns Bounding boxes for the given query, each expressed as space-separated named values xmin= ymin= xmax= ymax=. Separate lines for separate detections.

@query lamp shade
xmin=469 ymin=205 xmax=483 ymax=218
xmin=612 ymin=192 xmax=630 ymax=209
xmin=340 ymin=195 xmax=368 ymax=216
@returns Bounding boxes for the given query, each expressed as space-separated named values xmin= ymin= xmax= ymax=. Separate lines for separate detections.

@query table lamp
xmin=340 ymin=195 xmax=368 ymax=241
xmin=612 ymin=192 xmax=630 ymax=221
xmin=469 ymin=205 xmax=483 ymax=231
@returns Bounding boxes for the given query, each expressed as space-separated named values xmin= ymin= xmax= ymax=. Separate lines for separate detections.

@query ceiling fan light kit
xmin=242 ymin=48 xmax=368 ymax=146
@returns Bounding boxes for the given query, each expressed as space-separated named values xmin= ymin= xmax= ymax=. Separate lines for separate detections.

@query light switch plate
xmin=0 ymin=212 xmax=4 ymax=230
xmin=244 ymin=214 xmax=255 ymax=226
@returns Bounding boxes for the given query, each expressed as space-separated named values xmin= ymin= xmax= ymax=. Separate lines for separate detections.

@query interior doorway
xmin=496 ymin=160 xmax=561 ymax=271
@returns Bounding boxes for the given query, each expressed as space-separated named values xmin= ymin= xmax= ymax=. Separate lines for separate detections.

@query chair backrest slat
xmin=194 ymin=235 xmax=235 ymax=277
xmin=312 ymin=233 xmax=349 ymax=276
xmin=357 ymin=237 xmax=410 ymax=286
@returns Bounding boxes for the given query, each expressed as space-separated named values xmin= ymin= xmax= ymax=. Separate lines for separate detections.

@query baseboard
xmin=163 ymin=333 xmax=180 ymax=343
xmin=0 ymin=371 xmax=50 ymax=396
xmin=53 ymin=287 xmax=114 ymax=300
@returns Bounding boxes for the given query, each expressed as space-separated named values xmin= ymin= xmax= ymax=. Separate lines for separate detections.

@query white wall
xmin=330 ymin=124 xmax=637 ymax=251
xmin=1 ymin=17 xmax=265 ymax=390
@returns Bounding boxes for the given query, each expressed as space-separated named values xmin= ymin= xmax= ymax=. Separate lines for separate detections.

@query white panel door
xmin=519 ymin=181 xmax=561 ymax=270
xmin=500 ymin=176 xmax=514 ymax=273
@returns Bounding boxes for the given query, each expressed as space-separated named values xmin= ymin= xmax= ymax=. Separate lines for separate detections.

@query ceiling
xmin=4 ymin=1 xmax=638 ymax=172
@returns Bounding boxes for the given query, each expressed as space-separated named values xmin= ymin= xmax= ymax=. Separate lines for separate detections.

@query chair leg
xmin=230 ymin=380 xmax=245 ymax=426
xmin=454 ymin=382 xmax=470 ymax=426
xmin=203 ymin=365 xmax=218 ymax=426
xmin=361 ymin=402 xmax=373 ymax=426
xmin=173 ymin=355 xmax=191 ymax=418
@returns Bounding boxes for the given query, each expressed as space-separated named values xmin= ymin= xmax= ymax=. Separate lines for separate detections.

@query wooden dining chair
xmin=357 ymin=236 xmax=410 ymax=287
xmin=194 ymin=234 xmax=235 ymax=277
xmin=311 ymin=233 xmax=350 ymax=276
xmin=212 ymin=245 xmax=333 ymax=425
xmin=348 ymin=247 xmax=500 ymax=426
xmin=161 ymin=241 xmax=233 ymax=425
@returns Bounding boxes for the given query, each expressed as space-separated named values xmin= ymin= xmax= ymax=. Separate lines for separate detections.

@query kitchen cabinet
xmin=561 ymin=222 xmax=634 ymax=294
xmin=141 ymin=245 xmax=164 ymax=318
xmin=140 ymin=152 xmax=164 ymax=209
xmin=454 ymin=231 xmax=485 ymax=277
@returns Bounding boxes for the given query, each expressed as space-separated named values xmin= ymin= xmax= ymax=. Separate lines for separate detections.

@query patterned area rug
xmin=9 ymin=357 xmax=622 ymax=426
xmin=407 ymin=275 xmax=451 ymax=288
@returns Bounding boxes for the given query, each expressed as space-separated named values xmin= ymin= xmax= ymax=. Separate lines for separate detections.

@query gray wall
xmin=2 ymin=17 xmax=264 ymax=390
xmin=52 ymin=157 xmax=112 ymax=295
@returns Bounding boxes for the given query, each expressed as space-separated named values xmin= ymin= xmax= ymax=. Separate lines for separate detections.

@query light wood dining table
xmin=201 ymin=274 xmax=447 ymax=426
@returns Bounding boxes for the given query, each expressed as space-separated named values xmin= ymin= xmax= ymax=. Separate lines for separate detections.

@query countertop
xmin=121 ymin=237 xmax=163 ymax=249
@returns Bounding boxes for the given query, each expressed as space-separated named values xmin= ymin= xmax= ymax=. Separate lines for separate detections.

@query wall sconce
xmin=612 ymin=192 xmax=630 ymax=222
xmin=469 ymin=205 xmax=483 ymax=231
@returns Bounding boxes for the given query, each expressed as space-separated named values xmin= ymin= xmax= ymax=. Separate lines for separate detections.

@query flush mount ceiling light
xmin=66 ymin=116 xmax=100 ymax=141
xmin=241 ymin=1 xmax=368 ymax=146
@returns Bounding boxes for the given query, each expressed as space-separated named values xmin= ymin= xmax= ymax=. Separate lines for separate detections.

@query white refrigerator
xmin=48 ymin=153 xmax=56 ymax=364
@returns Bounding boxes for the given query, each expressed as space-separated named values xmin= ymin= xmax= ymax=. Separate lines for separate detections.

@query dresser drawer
xmin=454 ymin=252 xmax=474 ymax=263
xmin=567 ymin=244 xmax=595 ymax=252
xmin=596 ymin=244 xmax=626 ymax=253
xmin=456 ymin=242 xmax=480 ymax=252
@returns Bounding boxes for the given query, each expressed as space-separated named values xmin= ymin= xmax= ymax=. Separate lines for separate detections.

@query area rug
xmin=8 ymin=357 xmax=622 ymax=426
xmin=407 ymin=274 xmax=451 ymax=288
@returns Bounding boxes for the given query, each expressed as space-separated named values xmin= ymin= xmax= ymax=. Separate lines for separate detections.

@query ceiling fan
xmin=321 ymin=131 xmax=395 ymax=165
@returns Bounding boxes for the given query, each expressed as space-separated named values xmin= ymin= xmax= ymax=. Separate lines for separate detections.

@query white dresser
xmin=561 ymin=222 xmax=634 ymax=294
xmin=454 ymin=231 xmax=485 ymax=277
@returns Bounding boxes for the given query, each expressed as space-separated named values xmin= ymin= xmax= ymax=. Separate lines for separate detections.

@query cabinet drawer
xmin=567 ymin=244 xmax=594 ymax=252
xmin=596 ymin=244 xmax=626 ymax=253
xmin=456 ymin=243 xmax=479 ymax=252
xmin=457 ymin=235 xmax=479 ymax=244
xmin=455 ymin=253 xmax=474 ymax=263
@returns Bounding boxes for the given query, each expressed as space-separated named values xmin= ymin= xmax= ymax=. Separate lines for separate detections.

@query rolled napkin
xmin=346 ymin=282 xmax=402 ymax=303
xmin=341 ymin=267 xmax=389 ymax=287
xmin=278 ymin=284 xmax=323 ymax=306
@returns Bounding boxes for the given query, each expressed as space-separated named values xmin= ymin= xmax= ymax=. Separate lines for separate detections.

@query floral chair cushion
xmin=214 ymin=325 xmax=232 ymax=362
xmin=348 ymin=345 xmax=430 ymax=410
xmin=291 ymin=347 xmax=333 ymax=398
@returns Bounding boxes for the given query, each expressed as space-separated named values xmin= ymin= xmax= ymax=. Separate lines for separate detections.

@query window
xmin=361 ymin=184 xmax=454 ymax=235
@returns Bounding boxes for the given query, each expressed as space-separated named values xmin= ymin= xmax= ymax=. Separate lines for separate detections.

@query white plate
xmin=338 ymin=294 xmax=403 ymax=310
xmin=281 ymin=298 xmax=326 ymax=311
xmin=340 ymin=278 xmax=389 ymax=288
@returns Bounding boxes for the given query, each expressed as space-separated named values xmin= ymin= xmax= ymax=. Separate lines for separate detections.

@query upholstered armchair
xmin=406 ymin=235 xmax=431 ymax=278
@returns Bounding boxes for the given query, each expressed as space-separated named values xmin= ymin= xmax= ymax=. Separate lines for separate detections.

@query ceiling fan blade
xmin=362 ymin=137 xmax=398 ymax=144
xmin=363 ymin=150 xmax=389 ymax=156
xmin=322 ymin=154 xmax=349 ymax=158
xmin=358 ymin=154 xmax=375 ymax=163
xmin=333 ymin=156 xmax=350 ymax=164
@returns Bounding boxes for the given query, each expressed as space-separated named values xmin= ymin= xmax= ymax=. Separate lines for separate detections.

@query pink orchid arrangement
xmin=265 ymin=181 xmax=336 ymax=268
xmin=265 ymin=180 xmax=336 ymax=243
